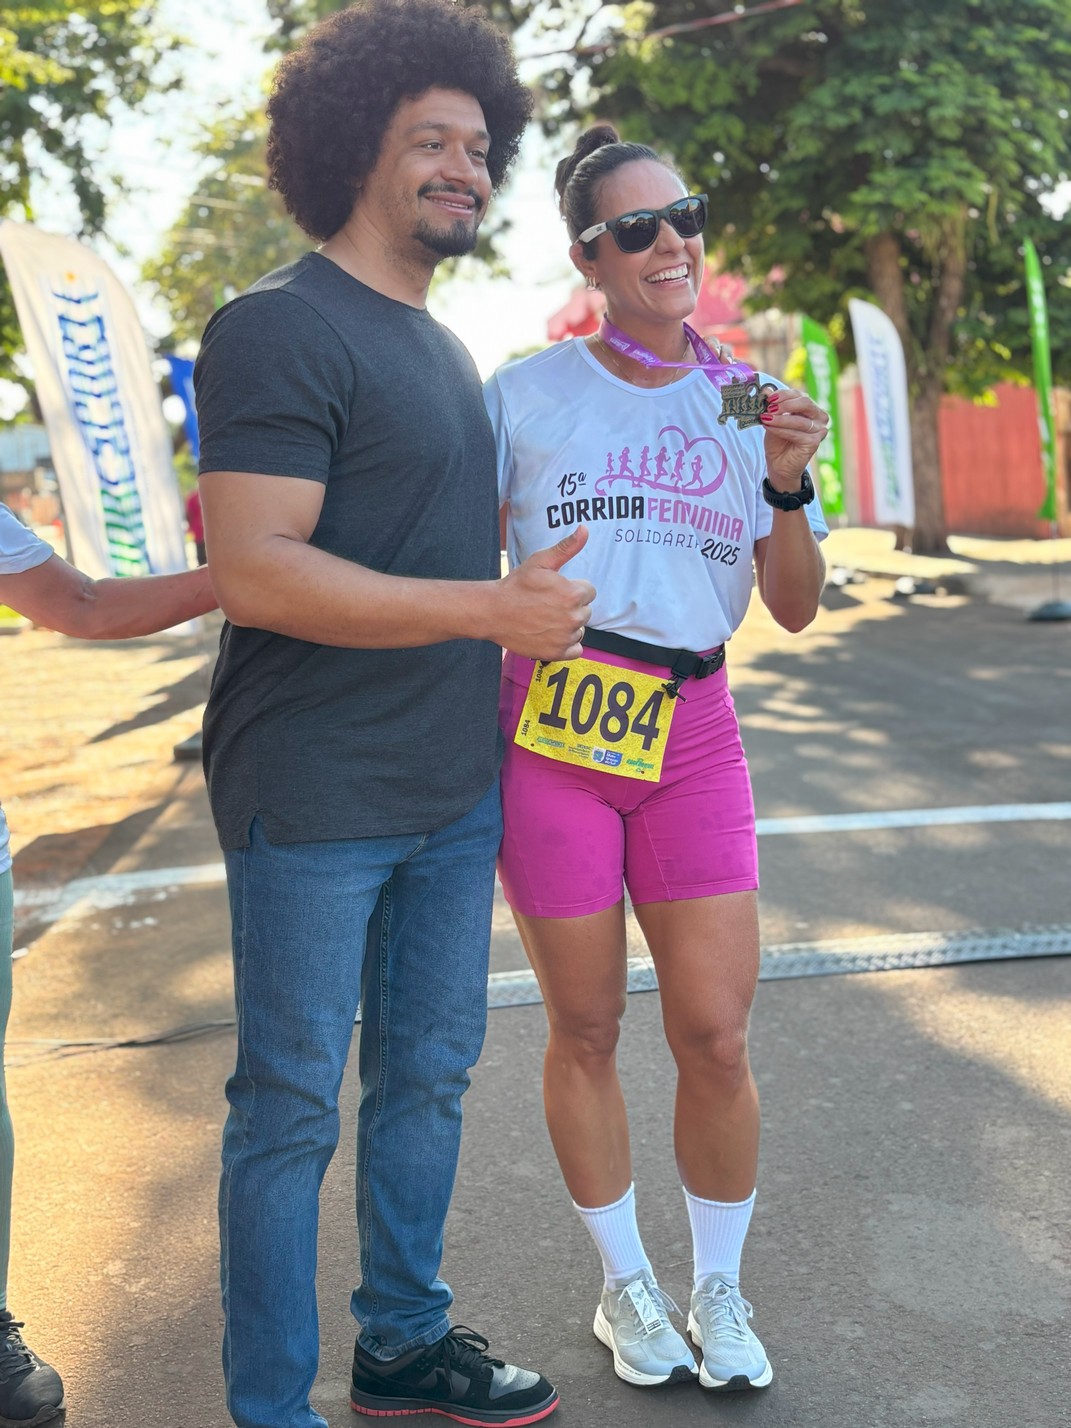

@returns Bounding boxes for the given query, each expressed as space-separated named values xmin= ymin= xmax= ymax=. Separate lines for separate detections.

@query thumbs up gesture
xmin=492 ymin=525 xmax=595 ymax=660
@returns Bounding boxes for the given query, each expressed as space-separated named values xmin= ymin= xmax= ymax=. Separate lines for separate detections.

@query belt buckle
xmin=695 ymin=648 xmax=724 ymax=680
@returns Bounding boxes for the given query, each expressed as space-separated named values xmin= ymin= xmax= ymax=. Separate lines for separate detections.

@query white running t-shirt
xmin=485 ymin=337 xmax=828 ymax=652
xmin=0 ymin=504 xmax=54 ymax=875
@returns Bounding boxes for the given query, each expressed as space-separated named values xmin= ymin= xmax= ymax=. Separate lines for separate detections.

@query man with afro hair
xmin=194 ymin=3 xmax=594 ymax=1425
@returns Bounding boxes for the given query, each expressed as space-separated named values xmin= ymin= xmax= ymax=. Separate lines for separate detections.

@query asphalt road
xmin=6 ymin=562 xmax=1069 ymax=1428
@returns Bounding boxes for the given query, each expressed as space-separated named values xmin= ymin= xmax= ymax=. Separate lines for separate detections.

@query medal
xmin=716 ymin=376 xmax=779 ymax=430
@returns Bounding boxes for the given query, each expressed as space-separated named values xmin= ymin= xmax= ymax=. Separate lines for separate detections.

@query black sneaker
xmin=0 ymin=1311 xmax=64 ymax=1428
xmin=350 ymin=1325 xmax=559 ymax=1425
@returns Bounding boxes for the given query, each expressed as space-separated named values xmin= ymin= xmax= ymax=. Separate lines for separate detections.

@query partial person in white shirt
xmin=0 ymin=503 xmax=215 ymax=1427
xmin=485 ymin=125 xmax=828 ymax=1396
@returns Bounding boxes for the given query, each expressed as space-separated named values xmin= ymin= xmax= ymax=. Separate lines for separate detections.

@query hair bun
xmin=554 ymin=123 xmax=622 ymax=205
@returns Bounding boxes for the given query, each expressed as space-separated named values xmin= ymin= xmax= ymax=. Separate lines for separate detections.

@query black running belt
xmin=582 ymin=626 xmax=725 ymax=680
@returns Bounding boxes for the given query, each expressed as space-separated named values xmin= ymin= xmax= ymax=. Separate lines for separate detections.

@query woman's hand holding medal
xmin=759 ymin=388 xmax=830 ymax=491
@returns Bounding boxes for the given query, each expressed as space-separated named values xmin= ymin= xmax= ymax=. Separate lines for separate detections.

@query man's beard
xmin=412 ymin=184 xmax=483 ymax=259
xmin=412 ymin=216 xmax=480 ymax=259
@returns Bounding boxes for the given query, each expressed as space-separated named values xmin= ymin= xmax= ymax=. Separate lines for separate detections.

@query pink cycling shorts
xmin=497 ymin=647 xmax=758 ymax=919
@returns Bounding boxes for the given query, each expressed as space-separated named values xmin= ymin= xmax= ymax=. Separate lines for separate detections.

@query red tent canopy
xmin=546 ymin=285 xmax=604 ymax=341
xmin=546 ymin=266 xmax=751 ymax=353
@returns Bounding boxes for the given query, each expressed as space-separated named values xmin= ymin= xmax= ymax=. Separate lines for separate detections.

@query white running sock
xmin=573 ymin=1183 xmax=653 ymax=1290
xmin=684 ymin=1186 xmax=756 ymax=1288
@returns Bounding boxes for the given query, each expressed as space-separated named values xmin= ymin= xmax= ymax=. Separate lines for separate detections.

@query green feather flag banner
xmin=1024 ymin=239 xmax=1058 ymax=522
xmin=801 ymin=316 xmax=845 ymax=517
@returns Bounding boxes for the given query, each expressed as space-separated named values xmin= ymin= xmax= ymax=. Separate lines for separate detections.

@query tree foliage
xmin=0 ymin=1 xmax=176 ymax=382
xmin=142 ymin=110 xmax=307 ymax=348
xmin=534 ymin=0 xmax=1071 ymax=547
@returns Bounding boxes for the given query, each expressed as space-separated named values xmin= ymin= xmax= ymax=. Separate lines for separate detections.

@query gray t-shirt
xmin=195 ymin=254 xmax=503 ymax=849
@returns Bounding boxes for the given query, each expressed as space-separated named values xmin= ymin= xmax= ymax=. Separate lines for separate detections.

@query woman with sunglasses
xmin=485 ymin=126 xmax=829 ymax=1394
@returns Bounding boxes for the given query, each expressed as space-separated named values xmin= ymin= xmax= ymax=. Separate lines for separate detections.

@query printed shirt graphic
xmin=485 ymin=339 xmax=828 ymax=651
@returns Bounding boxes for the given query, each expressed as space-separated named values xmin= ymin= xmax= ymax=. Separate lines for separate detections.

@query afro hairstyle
xmin=266 ymin=0 xmax=532 ymax=241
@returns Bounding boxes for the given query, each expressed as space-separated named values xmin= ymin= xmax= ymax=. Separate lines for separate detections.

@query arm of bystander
xmin=0 ymin=551 xmax=216 ymax=641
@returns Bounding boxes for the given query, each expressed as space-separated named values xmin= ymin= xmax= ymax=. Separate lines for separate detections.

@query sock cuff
xmin=573 ymin=1181 xmax=635 ymax=1217
xmin=683 ymin=1186 xmax=756 ymax=1211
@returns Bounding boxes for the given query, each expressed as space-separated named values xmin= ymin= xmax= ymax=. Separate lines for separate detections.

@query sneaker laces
xmin=617 ymin=1279 xmax=681 ymax=1339
xmin=696 ymin=1280 xmax=754 ymax=1342
xmin=436 ymin=1327 xmax=505 ymax=1380
xmin=0 ymin=1313 xmax=36 ymax=1381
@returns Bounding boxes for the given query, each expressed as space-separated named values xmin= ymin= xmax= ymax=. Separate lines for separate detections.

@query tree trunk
xmin=910 ymin=381 xmax=950 ymax=555
xmin=865 ymin=228 xmax=966 ymax=555
xmin=911 ymin=224 xmax=967 ymax=553
xmin=864 ymin=233 xmax=915 ymax=377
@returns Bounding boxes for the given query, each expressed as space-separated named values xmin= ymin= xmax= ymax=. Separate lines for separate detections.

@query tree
xmin=537 ymin=0 xmax=1071 ymax=552
xmin=0 ymin=1 xmax=177 ymax=383
xmin=142 ymin=110 xmax=307 ymax=348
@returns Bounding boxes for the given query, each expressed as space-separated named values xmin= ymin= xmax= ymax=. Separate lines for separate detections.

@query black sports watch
xmin=762 ymin=469 xmax=815 ymax=512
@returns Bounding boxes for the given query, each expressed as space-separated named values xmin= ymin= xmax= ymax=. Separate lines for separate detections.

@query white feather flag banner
xmin=0 ymin=221 xmax=188 ymax=584
xmin=849 ymin=297 xmax=916 ymax=528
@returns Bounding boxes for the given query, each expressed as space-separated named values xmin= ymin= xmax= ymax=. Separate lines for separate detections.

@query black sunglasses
xmin=577 ymin=194 xmax=708 ymax=254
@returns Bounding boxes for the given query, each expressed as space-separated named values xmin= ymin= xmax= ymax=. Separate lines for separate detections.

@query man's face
xmin=361 ymin=88 xmax=493 ymax=261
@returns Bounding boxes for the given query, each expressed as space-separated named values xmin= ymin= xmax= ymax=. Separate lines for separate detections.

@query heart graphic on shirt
xmin=594 ymin=426 xmax=729 ymax=499
xmin=655 ymin=426 xmax=728 ymax=496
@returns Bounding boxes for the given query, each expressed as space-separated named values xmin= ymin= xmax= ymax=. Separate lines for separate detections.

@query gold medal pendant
xmin=716 ymin=376 xmax=779 ymax=429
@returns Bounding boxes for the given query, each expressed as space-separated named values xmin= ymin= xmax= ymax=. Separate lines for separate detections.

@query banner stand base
xmin=173 ymin=730 xmax=203 ymax=762
xmin=1027 ymin=599 xmax=1071 ymax=623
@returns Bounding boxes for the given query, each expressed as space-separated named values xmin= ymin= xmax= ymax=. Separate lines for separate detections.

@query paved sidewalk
xmin=824 ymin=525 xmax=1071 ymax=612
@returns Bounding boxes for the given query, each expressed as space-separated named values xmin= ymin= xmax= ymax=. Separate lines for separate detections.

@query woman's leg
xmin=0 ymin=868 xmax=65 ymax=1422
xmin=633 ymin=890 xmax=760 ymax=1202
xmin=511 ymin=904 xmax=632 ymax=1212
xmin=0 ymin=870 xmax=14 ymax=1310
xmin=634 ymin=890 xmax=772 ymax=1389
xmin=514 ymin=903 xmax=697 ymax=1386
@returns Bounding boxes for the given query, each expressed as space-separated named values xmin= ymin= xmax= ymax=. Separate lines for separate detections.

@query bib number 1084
xmin=537 ymin=666 xmax=664 ymax=749
xmin=513 ymin=656 xmax=676 ymax=782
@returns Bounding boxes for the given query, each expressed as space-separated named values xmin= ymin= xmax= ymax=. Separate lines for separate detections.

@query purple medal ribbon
xmin=599 ymin=317 xmax=754 ymax=390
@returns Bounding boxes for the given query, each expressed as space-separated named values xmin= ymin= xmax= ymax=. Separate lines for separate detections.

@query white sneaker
xmin=687 ymin=1275 xmax=773 ymax=1390
xmin=592 ymin=1274 xmax=698 ymax=1386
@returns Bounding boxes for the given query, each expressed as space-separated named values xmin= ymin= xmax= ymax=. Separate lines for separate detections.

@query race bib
xmin=513 ymin=656 xmax=676 ymax=782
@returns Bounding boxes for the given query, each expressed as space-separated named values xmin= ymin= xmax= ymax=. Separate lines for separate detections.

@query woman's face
xmin=576 ymin=158 xmax=704 ymax=330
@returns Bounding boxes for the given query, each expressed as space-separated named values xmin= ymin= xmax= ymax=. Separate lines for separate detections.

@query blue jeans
xmin=219 ymin=782 xmax=501 ymax=1428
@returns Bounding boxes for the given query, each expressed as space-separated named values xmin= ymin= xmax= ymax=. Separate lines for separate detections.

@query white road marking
xmin=12 ymin=801 xmax=1071 ymax=924
xmin=756 ymin=802 xmax=1071 ymax=836
xmin=14 ymin=862 xmax=227 ymax=921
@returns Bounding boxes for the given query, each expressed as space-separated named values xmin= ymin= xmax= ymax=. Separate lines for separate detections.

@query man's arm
xmin=0 ymin=555 xmax=217 ymax=640
xmin=201 ymin=471 xmax=594 ymax=661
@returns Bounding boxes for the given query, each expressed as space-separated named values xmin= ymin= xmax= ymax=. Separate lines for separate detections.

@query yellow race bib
xmin=513 ymin=656 xmax=676 ymax=782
